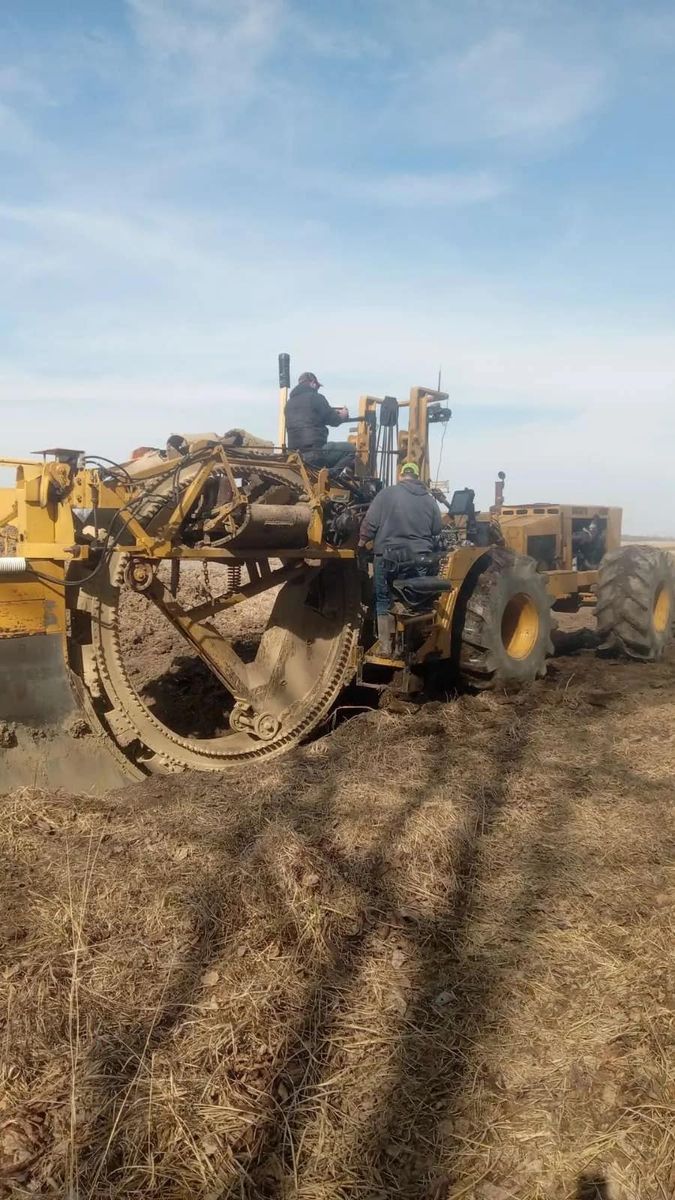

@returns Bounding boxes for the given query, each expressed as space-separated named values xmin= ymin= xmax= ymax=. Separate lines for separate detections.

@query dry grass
xmin=1 ymin=645 xmax=674 ymax=1198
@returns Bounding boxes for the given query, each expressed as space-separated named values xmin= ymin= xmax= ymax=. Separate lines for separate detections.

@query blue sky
xmin=1 ymin=0 xmax=674 ymax=532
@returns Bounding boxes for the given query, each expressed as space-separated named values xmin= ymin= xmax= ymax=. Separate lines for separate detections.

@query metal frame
xmin=354 ymin=386 xmax=450 ymax=482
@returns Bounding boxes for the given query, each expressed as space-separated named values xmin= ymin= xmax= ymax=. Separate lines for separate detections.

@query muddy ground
xmin=0 ymin=594 xmax=674 ymax=1198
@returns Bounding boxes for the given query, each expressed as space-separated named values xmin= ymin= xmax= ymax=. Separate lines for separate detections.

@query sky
xmin=1 ymin=0 xmax=674 ymax=533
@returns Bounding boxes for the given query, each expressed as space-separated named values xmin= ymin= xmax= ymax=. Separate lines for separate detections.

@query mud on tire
xmin=596 ymin=545 xmax=674 ymax=661
xmin=453 ymin=548 xmax=554 ymax=690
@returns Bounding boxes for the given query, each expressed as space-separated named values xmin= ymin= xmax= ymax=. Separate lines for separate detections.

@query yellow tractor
xmin=0 ymin=358 xmax=673 ymax=791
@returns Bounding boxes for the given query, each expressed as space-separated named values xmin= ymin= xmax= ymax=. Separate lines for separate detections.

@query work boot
xmin=377 ymin=613 xmax=395 ymax=657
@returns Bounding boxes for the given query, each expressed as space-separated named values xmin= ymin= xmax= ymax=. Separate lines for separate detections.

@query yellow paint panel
xmin=0 ymin=571 xmax=67 ymax=636
xmin=0 ymin=580 xmax=58 ymax=602
xmin=546 ymin=569 xmax=598 ymax=599
xmin=0 ymin=600 xmax=54 ymax=636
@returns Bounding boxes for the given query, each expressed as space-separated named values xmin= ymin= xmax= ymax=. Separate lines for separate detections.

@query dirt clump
xmin=0 ymin=525 xmax=18 ymax=555
xmin=1 ymin=634 xmax=674 ymax=1198
xmin=0 ymin=722 xmax=17 ymax=749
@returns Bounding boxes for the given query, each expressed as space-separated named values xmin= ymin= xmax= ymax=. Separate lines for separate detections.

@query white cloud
xmin=0 ymin=99 xmax=41 ymax=156
xmin=0 ymin=202 xmax=226 ymax=275
xmin=126 ymin=0 xmax=284 ymax=108
xmin=288 ymin=12 xmax=388 ymax=62
xmin=0 ymin=65 xmax=49 ymax=102
xmin=382 ymin=8 xmax=608 ymax=151
xmin=454 ymin=30 xmax=606 ymax=141
xmin=299 ymin=168 xmax=507 ymax=209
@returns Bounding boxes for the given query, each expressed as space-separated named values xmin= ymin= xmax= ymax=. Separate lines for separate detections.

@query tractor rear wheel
xmin=453 ymin=548 xmax=554 ymax=690
xmin=596 ymin=545 xmax=674 ymax=660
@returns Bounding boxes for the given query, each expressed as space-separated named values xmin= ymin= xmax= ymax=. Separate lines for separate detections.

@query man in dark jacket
xmin=359 ymin=462 xmax=442 ymax=654
xmin=285 ymin=372 xmax=355 ymax=472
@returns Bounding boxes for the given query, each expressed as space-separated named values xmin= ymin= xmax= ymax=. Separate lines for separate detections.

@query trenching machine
xmin=0 ymin=356 xmax=672 ymax=789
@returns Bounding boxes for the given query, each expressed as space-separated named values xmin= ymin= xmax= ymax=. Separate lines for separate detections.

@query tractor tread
xmin=596 ymin=545 xmax=674 ymax=661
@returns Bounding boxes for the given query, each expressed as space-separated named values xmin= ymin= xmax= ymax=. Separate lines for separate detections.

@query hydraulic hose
xmin=0 ymin=557 xmax=28 ymax=574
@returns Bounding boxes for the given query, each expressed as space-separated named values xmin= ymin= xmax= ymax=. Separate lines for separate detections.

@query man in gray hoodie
xmin=359 ymin=462 xmax=442 ymax=655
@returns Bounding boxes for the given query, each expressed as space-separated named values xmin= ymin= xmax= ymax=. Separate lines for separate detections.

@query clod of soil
xmin=0 ymin=722 xmax=17 ymax=749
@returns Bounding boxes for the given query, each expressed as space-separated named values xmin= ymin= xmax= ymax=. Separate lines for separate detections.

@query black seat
xmin=391 ymin=576 xmax=454 ymax=612
xmin=381 ymin=547 xmax=451 ymax=612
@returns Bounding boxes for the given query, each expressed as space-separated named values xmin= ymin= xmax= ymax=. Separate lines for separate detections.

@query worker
xmin=285 ymin=372 xmax=355 ymax=473
xmin=359 ymin=461 xmax=442 ymax=655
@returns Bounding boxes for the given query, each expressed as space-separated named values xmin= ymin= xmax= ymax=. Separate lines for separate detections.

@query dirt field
xmin=1 ymin=606 xmax=674 ymax=1199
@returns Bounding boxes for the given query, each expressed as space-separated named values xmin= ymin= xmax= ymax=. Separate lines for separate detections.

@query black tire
xmin=453 ymin=548 xmax=554 ymax=690
xmin=596 ymin=545 xmax=674 ymax=661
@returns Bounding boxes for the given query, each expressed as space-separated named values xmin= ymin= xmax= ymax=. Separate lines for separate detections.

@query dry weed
xmin=1 ymin=645 xmax=674 ymax=1198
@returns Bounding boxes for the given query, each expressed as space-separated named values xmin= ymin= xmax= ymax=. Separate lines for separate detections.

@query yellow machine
xmin=0 ymin=358 xmax=673 ymax=790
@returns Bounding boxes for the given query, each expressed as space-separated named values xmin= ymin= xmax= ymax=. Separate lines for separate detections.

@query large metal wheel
xmin=69 ymin=557 xmax=361 ymax=773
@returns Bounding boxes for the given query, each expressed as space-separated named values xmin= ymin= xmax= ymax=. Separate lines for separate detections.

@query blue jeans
xmin=303 ymin=443 xmax=355 ymax=472
xmin=373 ymin=556 xmax=391 ymax=616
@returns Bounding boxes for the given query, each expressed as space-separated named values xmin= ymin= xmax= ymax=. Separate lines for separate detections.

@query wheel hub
xmin=501 ymin=593 xmax=540 ymax=661
xmin=653 ymin=583 xmax=671 ymax=634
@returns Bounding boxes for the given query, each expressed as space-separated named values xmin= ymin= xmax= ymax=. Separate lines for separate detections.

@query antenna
xmin=434 ymin=365 xmax=447 ymax=489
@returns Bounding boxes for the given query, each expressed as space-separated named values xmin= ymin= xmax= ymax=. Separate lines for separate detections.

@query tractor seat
xmin=391 ymin=576 xmax=454 ymax=612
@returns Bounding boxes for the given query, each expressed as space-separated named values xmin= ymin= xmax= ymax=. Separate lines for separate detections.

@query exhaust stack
xmin=493 ymin=469 xmax=506 ymax=510
xmin=277 ymin=352 xmax=291 ymax=449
